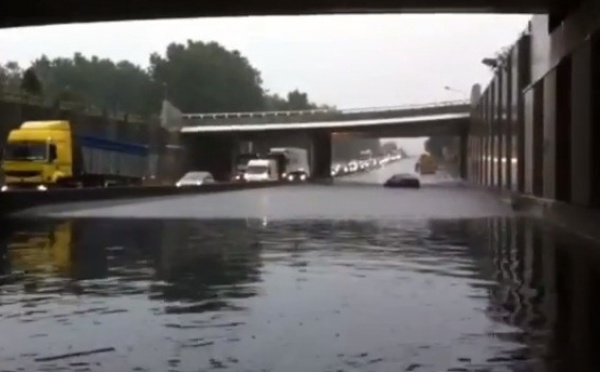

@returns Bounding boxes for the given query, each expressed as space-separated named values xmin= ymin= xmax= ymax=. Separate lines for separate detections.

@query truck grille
xmin=4 ymin=170 xmax=41 ymax=178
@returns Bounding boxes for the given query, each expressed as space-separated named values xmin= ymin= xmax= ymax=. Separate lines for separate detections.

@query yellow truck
xmin=1 ymin=120 xmax=149 ymax=191
xmin=415 ymin=152 xmax=438 ymax=175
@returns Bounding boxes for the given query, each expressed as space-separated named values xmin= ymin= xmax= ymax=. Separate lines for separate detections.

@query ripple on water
xmin=0 ymin=216 xmax=574 ymax=371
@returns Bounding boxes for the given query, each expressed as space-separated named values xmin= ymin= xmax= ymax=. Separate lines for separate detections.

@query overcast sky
xmin=0 ymin=14 xmax=530 ymax=153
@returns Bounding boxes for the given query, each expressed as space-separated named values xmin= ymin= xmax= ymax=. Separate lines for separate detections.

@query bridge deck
xmin=180 ymin=112 xmax=470 ymax=135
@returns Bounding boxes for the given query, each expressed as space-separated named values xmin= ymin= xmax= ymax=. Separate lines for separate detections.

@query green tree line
xmin=0 ymin=40 xmax=330 ymax=117
xmin=0 ymin=39 xmax=400 ymax=160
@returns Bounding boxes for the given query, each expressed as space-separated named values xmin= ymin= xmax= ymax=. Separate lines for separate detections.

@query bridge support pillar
xmin=311 ymin=131 xmax=332 ymax=180
xmin=239 ymin=140 xmax=254 ymax=154
xmin=459 ymin=133 xmax=468 ymax=179
xmin=181 ymin=134 xmax=235 ymax=182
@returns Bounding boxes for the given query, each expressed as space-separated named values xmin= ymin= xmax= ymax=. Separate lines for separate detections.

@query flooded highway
xmin=1 ymin=158 xmax=599 ymax=371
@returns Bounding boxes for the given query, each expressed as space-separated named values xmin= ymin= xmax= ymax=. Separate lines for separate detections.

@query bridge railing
xmin=181 ymin=99 xmax=471 ymax=120
xmin=336 ymin=99 xmax=471 ymax=114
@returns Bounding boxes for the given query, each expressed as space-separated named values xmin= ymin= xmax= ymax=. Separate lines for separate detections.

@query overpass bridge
xmin=178 ymin=99 xmax=471 ymax=137
xmin=181 ymin=100 xmax=471 ymax=124
xmin=174 ymin=100 xmax=471 ymax=181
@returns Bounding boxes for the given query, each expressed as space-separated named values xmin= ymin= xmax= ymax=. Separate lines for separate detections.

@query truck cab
xmin=244 ymin=159 xmax=278 ymax=182
xmin=233 ymin=153 xmax=260 ymax=182
xmin=1 ymin=121 xmax=70 ymax=191
xmin=416 ymin=152 xmax=438 ymax=175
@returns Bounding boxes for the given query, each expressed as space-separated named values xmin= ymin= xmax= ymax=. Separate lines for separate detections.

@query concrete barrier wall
xmin=470 ymin=5 xmax=600 ymax=212
xmin=0 ymin=181 xmax=286 ymax=216
xmin=468 ymin=30 xmax=530 ymax=196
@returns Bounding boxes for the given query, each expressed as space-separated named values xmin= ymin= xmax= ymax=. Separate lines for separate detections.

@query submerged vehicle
xmin=384 ymin=173 xmax=421 ymax=188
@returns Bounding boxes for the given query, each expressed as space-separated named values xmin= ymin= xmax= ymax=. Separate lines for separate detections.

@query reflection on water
xmin=0 ymin=217 xmax=598 ymax=371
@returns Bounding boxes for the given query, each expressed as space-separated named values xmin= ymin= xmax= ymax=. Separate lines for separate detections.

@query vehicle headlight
xmin=287 ymin=175 xmax=294 ymax=181
xmin=176 ymin=182 xmax=182 ymax=188
xmin=1 ymin=185 xmax=8 ymax=192
xmin=282 ymin=173 xmax=287 ymax=178
xmin=37 ymin=185 xmax=48 ymax=191
xmin=300 ymin=174 xmax=307 ymax=180
xmin=196 ymin=181 xmax=202 ymax=186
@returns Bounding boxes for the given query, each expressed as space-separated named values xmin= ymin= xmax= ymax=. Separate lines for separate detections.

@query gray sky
xmin=0 ymin=14 xmax=530 ymax=153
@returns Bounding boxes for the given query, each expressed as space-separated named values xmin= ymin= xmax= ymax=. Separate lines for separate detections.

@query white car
xmin=175 ymin=171 xmax=215 ymax=187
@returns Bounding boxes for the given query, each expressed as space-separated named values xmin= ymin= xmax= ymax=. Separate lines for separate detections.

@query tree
xmin=332 ymin=137 xmax=382 ymax=162
xmin=286 ymin=90 xmax=312 ymax=110
xmin=380 ymin=141 xmax=398 ymax=154
xmin=2 ymin=40 xmax=331 ymax=117
xmin=0 ymin=61 xmax=23 ymax=92
xmin=264 ymin=89 xmax=322 ymax=111
xmin=424 ymin=136 xmax=454 ymax=159
xmin=149 ymin=40 xmax=265 ymax=113
xmin=482 ymin=45 xmax=512 ymax=71
xmin=20 ymin=67 xmax=43 ymax=96
xmin=264 ymin=93 xmax=289 ymax=111
xmin=32 ymin=53 xmax=159 ymax=116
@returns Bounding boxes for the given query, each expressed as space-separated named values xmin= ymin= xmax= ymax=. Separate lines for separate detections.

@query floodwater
xmin=1 ymin=159 xmax=599 ymax=372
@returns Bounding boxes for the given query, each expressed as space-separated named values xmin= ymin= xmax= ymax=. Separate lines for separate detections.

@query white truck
xmin=243 ymin=159 xmax=279 ymax=182
xmin=268 ymin=147 xmax=310 ymax=182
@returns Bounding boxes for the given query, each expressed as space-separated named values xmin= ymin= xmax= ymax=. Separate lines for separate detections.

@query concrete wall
xmin=458 ymin=215 xmax=600 ymax=370
xmin=469 ymin=33 xmax=531 ymax=191
xmin=468 ymin=1 xmax=600 ymax=210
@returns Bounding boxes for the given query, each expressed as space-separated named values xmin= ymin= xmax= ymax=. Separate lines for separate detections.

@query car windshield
xmin=3 ymin=142 xmax=48 ymax=161
xmin=246 ymin=165 xmax=268 ymax=174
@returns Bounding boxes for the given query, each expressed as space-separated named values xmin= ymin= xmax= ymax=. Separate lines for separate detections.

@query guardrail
xmin=0 ymin=181 xmax=286 ymax=216
xmin=337 ymin=100 xmax=471 ymax=114
xmin=182 ymin=100 xmax=471 ymax=120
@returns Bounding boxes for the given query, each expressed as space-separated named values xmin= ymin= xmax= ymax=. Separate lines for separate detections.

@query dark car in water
xmin=384 ymin=173 xmax=420 ymax=188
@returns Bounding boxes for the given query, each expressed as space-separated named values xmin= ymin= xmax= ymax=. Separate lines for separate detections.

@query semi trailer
xmin=1 ymin=120 xmax=149 ymax=191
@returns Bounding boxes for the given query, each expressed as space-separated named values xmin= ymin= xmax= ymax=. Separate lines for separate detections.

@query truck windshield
xmin=236 ymin=155 xmax=258 ymax=169
xmin=3 ymin=142 xmax=48 ymax=161
xmin=246 ymin=165 xmax=268 ymax=174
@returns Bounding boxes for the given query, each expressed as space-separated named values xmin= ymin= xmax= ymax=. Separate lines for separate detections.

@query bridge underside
xmin=181 ymin=117 xmax=468 ymax=140
xmin=330 ymin=118 xmax=468 ymax=138
xmin=10 ymin=0 xmax=565 ymax=28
